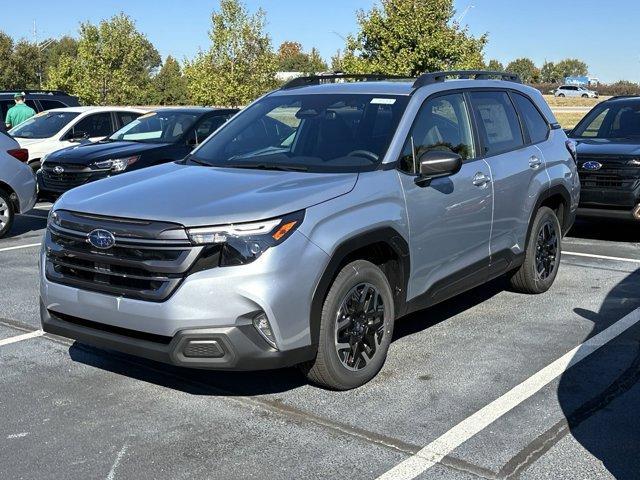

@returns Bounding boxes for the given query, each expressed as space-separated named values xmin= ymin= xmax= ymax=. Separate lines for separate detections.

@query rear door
xmin=469 ymin=90 xmax=549 ymax=268
xmin=398 ymin=92 xmax=493 ymax=303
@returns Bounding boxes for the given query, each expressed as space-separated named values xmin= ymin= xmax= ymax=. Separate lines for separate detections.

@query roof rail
xmin=413 ymin=70 xmax=521 ymax=89
xmin=0 ymin=89 xmax=73 ymax=96
xmin=606 ymin=95 xmax=640 ymax=101
xmin=281 ymin=73 xmax=411 ymax=90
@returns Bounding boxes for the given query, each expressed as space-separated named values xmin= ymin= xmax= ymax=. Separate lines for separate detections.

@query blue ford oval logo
xmin=87 ymin=229 xmax=116 ymax=249
xmin=582 ymin=161 xmax=602 ymax=171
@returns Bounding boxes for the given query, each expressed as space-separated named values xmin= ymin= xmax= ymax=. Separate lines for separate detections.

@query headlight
xmin=186 ymin=211 xmax=304 ymax=266
xmin=93 ymin=155 xmax=139 ymax=172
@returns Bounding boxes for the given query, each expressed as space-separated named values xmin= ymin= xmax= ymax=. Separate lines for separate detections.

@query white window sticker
xmin=371 ymin=98 xmax=396 ymax=105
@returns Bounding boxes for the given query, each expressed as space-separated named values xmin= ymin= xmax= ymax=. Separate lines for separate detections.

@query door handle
xmin=529 ymin=155 xmax=542 ymax=169
xmin=472 ymin=172 xmax=491 ymax=187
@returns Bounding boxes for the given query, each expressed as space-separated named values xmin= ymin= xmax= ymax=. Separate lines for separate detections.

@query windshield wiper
xmin=186 ymin=156 xmax=212 ymax=166
xmin=225 ymin=163 xmax=308 ymax=172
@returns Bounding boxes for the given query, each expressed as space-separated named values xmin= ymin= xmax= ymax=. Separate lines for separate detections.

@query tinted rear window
xmin=512 ymin=93 xmax=549 ymax=144
xmin=470 ymin=91 xmax=524 ymax=156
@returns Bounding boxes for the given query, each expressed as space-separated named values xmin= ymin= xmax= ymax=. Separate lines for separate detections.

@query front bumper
xmin=41 ymin=303 xmax=315 ymax=370
xmin=40 ymin=229 xmax=329 ymax=368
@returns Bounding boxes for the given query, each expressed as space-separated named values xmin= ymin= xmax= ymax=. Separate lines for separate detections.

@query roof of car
xmin=604 ymin=95 xmax=640 ymax=104
xmin=149 ymin=107 xmax=237 ymax=114
xmin=40 ymin=106 xmax=148 ymax=114
xmin=270 ymin=80 xmax=416 ymax=96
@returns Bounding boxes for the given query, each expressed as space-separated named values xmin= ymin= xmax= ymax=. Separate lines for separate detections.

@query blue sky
xmin=3 ymin=0 xmax=639 ymax=83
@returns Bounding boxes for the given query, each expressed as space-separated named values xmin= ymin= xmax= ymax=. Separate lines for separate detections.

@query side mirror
xmin=416 ymin=150 xmax=462 ymax=186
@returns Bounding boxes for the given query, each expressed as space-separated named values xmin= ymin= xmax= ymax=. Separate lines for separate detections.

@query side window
xmin=71 ymin=112 xmax=114 ymax=138
xmin=117 ymin=111 xmax=142 ymax=128
xmin=188 ymin=115 xmax=228 ymax=145
xmin=399 ymin=93 xmax=475 ymax=173
xmin=39 ymin=100 xmax=67 ymax=111
xmin=512 ymin=93 xmax=549 ymax=144
xmin=469 ymin=91 xmax=524 ymax=156
xmin=26 ymin=100 xmax=38 ymax=111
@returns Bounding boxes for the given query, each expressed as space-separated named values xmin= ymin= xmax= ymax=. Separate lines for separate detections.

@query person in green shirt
xmin=5 ymin=92 xmax=36 ymax=129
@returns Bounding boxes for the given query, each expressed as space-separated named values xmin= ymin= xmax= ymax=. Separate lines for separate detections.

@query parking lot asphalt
xmin=1 ymin=205 xmax=639 ymax=480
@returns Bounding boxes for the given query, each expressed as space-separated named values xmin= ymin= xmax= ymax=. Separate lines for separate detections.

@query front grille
xmin=578 ymin=155 xmax=640 ymax=191
xmin=41 ymin=163 xmax=110 ymax=192
xmin=45 ymin=210 xmax=203 ymax=302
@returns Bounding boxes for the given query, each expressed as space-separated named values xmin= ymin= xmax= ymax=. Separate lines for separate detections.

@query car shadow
xmin=568 ymin=217 xmax=640 ymax=243
xmin=68 ymin=276 xmax=508 ymax=396
xmin=4 ymin=212 xmax=47 ymax=239
xmin=557 ymin=268 xmax=640 ymax=479
xmin=68 ymin=342 xmax=308 ymax=396
xmin=500 ymin=268 xmax=640 ymax=478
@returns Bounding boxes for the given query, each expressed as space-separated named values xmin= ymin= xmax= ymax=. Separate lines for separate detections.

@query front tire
xmin=303 ymin=260 xmax=395 ymax=390
xmin=0 ymin=189 xmax=15 ymax=239
xmin=510 ymin=207 xmax=562 ymax=294
xmin=558 ymin=93 xmax=565 ymax=97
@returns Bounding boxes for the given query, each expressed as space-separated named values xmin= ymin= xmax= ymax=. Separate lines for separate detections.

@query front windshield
xmin=190 ymin=93 xmax=410 ymax=172
xmin=10 ymin=111 xmax=80 ymax=139
xmin=572 ymin=102 xmax=640 ymax=139
xmin=109 ymin=111 xmax=199 ymax=143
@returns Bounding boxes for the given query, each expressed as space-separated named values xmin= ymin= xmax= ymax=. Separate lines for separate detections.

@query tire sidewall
xmin=526 ymin=207 xmax=562 ymax=292
xmin=0 ymin=189 xmax=14 ymax=239
xmin=318 ymin=260 xmax=395 ymax=389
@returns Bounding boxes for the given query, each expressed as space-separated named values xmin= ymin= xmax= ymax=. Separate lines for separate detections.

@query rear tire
xmin=0 ymin=189 xmax=15 ymax=239
xmin=302 ymin=260 xmax=395 ymax=390
xmin=510 ymin=207 xmax=561 ymax=294
xmin=581 ymin=94 xmax=588 ymax=98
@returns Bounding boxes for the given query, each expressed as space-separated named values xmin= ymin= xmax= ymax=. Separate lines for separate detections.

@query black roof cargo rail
xmin=413 ymin=70 xmax=522 ymax=89
xmin=0 ymin=89 xmax=73 ymax=96
xmin=281 ymin=73 xmax=411 ymax=90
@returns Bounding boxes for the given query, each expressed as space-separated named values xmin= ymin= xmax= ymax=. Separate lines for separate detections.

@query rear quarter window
xmin=512 ymin=93 xmax=549 ymax=144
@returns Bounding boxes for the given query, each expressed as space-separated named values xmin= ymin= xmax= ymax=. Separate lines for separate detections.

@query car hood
xmin=13 ymin=137 xmax=48 ymax=148
xmin=46 ymin=141 xmax=171 ymax=165
xmin=55 ymin=162 xmax=358 ymax=226
xmin=573 ymin=138 xmax=640 ymax=156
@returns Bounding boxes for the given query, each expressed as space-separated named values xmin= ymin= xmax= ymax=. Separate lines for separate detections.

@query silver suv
xmin=40 ymin=71 xmax=580 ymax=390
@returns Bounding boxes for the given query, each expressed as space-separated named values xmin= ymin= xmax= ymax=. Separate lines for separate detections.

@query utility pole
xmin=33 ymin=19 xmax=57 ymax=89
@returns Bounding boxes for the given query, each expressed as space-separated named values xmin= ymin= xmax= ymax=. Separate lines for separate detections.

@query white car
xmin=0 ymin=130 xmax=37 ymax=238
xmin=9 ymin=106 xmax=146 ymax=171
xmin=554 ymin=85 xmax=599 ymax=98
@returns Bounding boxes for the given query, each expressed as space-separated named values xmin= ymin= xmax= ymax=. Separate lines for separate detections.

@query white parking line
xmin=0 ymin=330 xmax=44 ymax=347
xmin=376 ymin=307 xmax=640 ymax=480
xmin=564 ymin=251 xmax=640 ymax=264
xmin=0 ymin=243 xmax=41 ymax=253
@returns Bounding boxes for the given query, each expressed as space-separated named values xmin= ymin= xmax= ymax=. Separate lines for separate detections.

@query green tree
xmin=276 ymin=41 xmax=308 ymax=71
xmin=331 ymin=49 xmax=344 ymax=72
xmin=46 ymin=13 xmax=161 ymax=105
xmin=540 ymin=61 xmax=557 ymax=83
xmin=307 ymin=47 xmax=328 ymax=73
xmin=487 ymin=59 xmax=504 ymax=72
xmin=554 ymin=58 xmax=588 ymax=80
xmin=184 ymin=0 xmax=277 ymax=107
xmin=0 ymin=32 xmax=15 ymax=89
xmin=11 ymin=40 xmax=40 ymax=88
xmin=505 ymin=58 xmax=540 ymax=83
xmin=152 ymin=56 xmax=188 ymax=105
xmin=342 ymin=0 xmax=487 ymax=75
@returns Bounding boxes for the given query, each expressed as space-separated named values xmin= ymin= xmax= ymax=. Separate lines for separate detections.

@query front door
xmin=398 ymin=92 xmax=493 ymax=304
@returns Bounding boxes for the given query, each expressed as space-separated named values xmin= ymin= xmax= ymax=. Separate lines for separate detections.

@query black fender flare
xmin=308 ymin=227 xmax=410 ymax=346
xmin=525 ymin=184 xmax=573 ymax=248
